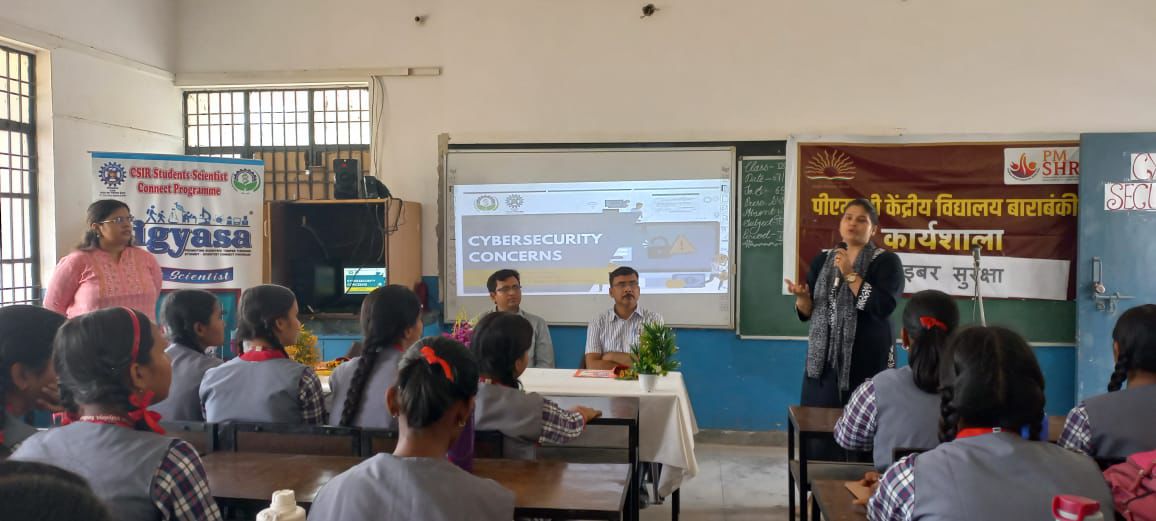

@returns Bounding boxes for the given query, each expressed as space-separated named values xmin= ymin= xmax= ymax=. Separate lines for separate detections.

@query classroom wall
xmin=173 ymin=1 xmax=1141 ymax=430
xmin=176 ymin=0 xmax=1156 ymax=277
xmin=0 ymin=0 xmax=182 ymax=280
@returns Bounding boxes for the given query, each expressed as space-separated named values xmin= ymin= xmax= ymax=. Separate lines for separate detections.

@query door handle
xmin=1091 ymin=257 xmax=1135 ymax=312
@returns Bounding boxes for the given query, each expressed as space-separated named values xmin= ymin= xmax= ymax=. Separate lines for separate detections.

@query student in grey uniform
xmin=1060 ymin=304 xmax=1156 ymax=461
xmin=150 ymin=290 xmax=224 ymax=422
xmin=308 ymin=337 xmax=515 ymax=521
xmin=472 ymin=312 xmax=600 ymax=459
xmin=200 ymin=285 xmax=326 ymax=424
xmin=868 ymin=326 xmax=1114 ymax=521
xmin=329 ymin=285 xmax=423 ymax=428
xmin=12 ymin=307 xmax=222 ymax=521
xmin=0 ymin=306 xmax=66 ymax=457
xmin=0 ymin=460 xmax=113 ymax=521
xmin=835 ymin=290 xmax=959 ymax=470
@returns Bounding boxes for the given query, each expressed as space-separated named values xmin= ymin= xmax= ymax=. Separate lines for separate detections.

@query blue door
xmin=1076 ymin=133 xmax=1156 ymax=398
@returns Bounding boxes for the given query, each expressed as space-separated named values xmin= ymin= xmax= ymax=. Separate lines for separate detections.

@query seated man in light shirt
xmin=584 ymin=266 xmax=663 ymax=370
xmin=485 ymin=269 xmax=555 ymax=368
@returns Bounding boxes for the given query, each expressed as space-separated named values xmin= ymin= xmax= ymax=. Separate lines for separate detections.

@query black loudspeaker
xmin=333 ymin=158 xmax=361 ymax=199
xmin=363 ymin=176 xmax=391 ymax=199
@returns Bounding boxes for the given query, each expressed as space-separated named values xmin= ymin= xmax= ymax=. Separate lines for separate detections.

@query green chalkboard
xmin=735 ymin=156 xmax=1076 ymax=342
xmin=738 ymin=157 xmax=809 ymax=337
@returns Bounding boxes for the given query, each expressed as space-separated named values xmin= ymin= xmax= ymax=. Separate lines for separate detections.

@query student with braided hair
xmin=12 ymin=308 xmax=222 ymax=521
xmin=308 ymin=337 xmax=515 ymax=521
xmin=834 ymin=290 xmax=959 ymax=470
xmin=867 ymin=326 xmax=1112 ymax=521
xmin=0 ymin=306 xmax=66 ymax=457
xmin=1059 ymin=304 xmax=1156 ymax=459
xmin=471 ymin=312 xmax=600 ymax=459
xmin=328 ymin=285 xmax=423 ymax=428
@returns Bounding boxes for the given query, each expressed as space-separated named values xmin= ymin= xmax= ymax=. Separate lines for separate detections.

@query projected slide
xmin=454 ymin=179 xmax=731 ymax=296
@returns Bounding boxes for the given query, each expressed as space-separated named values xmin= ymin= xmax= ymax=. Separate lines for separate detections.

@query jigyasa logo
xmin=134 ymin=220 xmax=252 ymax=259
xmin=97 ymin=162 xmax=128 ymax=191
xmin=232 ymin=169 xmax=261 ymax=193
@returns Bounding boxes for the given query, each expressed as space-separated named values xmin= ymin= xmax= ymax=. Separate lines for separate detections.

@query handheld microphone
xmin=972 ymin=245 xmax=982 ymax=264
xmin=833 ymin=241 xmax=848 ymax=288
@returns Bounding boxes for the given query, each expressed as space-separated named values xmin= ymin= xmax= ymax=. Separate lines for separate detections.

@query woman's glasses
xmin=99 ymin=215 xmax=135 ymax=225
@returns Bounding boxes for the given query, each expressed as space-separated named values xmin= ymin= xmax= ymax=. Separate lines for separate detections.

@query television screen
xmin=343 ymin=267 xmax=386 ymax=295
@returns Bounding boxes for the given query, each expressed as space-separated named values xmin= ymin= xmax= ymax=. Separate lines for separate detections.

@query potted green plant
xmin=630 ymin=322 xmax=680 ymax=392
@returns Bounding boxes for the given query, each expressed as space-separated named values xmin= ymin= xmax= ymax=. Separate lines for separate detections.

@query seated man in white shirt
xmin=486 ymin=269 xmax=555 ymax=368
xmin=584 ymin=266 xmax=663 ymax=370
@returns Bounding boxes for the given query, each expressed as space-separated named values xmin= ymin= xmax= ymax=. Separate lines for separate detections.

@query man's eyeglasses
xmin=98 ymin=216 xmax=135 ymax=225
xmin=495 ymin=285 xmax=522 ymax=294
xmin=612 ymin=281 xmax=639 ymax=289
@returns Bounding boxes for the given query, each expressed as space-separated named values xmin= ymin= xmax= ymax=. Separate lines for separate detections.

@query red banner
xmin=793 ymin=141 xmax=1078 ymax=300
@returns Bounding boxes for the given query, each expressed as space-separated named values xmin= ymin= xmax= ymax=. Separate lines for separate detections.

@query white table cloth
xmin=519 ymin=368 xmax=699 ymax=496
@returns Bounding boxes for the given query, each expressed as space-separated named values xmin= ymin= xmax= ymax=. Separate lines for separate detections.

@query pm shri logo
xmin=1007 ymin=153 xmax=1039 ymax=180
xmin=97 ymin=162 xmax=128 ymax=192
xmin=232 ymin=169 xmax=261 ymax=193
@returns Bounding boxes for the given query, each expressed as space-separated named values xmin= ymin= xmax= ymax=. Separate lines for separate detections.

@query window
xmin=0 ymin=45 xmax=38 ymax=306
xmin=184 ymin=87 xmax=371 ymax=200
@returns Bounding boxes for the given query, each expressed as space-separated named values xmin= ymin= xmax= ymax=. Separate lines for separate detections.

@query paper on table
xmin=845 ymin=480 xmax=872 ymax=502
xmin=573 ymin=369 xmax=616 ymax=378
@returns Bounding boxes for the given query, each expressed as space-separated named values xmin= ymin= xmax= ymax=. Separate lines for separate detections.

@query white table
xmin=519 ymin=368 xmax=699 ymax=497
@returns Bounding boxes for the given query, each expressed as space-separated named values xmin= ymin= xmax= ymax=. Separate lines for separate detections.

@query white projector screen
xmin=443 ymin=147 xmax=736 ymax=327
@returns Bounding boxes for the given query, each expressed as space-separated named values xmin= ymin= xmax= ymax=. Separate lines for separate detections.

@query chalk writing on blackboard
xmin=741 ymin=159 xmax=785 ymax=247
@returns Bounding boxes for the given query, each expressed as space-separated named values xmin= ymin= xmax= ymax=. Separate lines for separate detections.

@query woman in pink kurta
xmin=44 ymin=200 xmax=162 ymax=321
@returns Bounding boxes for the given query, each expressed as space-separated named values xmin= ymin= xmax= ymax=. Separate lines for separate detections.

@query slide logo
xmin=1003 ymin=147 xmax=1078 ymax=185
xmin=474 ymin=195 xmax=499 ymax=212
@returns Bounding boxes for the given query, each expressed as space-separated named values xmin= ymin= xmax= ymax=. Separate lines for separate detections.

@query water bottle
xmin=1052 ymin=495 xmax=1104 ymax=521
xmin=256 ymin=490 xmax=306 ymax=521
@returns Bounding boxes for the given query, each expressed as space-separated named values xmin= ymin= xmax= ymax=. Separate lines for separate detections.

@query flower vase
xmin=639 ymin=373 xmax=659 ymax=393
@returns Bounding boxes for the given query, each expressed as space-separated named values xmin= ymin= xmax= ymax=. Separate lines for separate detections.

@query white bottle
xmin=256 ymin=489 xmax=306 ymax=521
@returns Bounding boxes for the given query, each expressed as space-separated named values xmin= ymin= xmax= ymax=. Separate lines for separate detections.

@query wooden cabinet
xmin=263 ymin=199 xmax=421 ymax=312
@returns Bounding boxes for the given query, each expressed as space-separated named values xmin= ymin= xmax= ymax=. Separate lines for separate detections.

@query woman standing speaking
xmin=785 ymin=198 xmax=904 ymax=407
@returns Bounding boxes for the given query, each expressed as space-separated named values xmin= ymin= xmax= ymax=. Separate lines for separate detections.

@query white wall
xmin=0 ymin=0 xmax=182 ymax=283
xmin=176 ymin=0 xmax=1156 ymax=275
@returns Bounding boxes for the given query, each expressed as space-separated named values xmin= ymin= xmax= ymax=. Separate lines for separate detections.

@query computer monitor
xmin=343 ymin=266 xmax=387 ymax=295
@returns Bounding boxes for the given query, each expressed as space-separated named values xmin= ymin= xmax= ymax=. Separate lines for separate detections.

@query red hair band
xmin=420 ymin=346 xmax=455 ymax=382
xmin=919 ymin=316 xmax=948 ymax=332
xmin=121 ymin=307 xmax=165 ymax=435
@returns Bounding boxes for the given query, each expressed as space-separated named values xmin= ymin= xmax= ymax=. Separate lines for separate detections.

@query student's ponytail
xmin=54 ymin=308 xmax=160 ymax=432
xmin=236 ymin=285 xmax=297 ymax=354
xmin=339 ymin=285 xmax=421 ymax=427
xmin=471 ymin=312 xmax=534 ymax=389
xmin=1107 ymin=304 xmax=1156 ymax=392
xmin=395 ymin=337 xmax=479 ymax=429
xmin=902 ymin=290 xmax=959 ymax=394
xmin=938 ymin=326 xmax=1045 ymax=443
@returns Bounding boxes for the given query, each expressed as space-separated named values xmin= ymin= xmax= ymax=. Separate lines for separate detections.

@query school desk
xmin=520 ymin=369 xmax=695 ymax=521
xmin=203 ymin=452 xmax=632 ymax=520
xmin=787 ymin=406 xmax=873 ymax=521
xmin=519 ymin=368 xmax=698 ymax=499
xmin=543 ymin=396 xmax=642 ymax=521
xmin=788 ymin=405 xmax=1068 ymax=520
xmin=811 ymin=479 xmax=868 ymax=521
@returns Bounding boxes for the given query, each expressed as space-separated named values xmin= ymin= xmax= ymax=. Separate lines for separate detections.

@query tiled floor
xmin=641 ymin=444 xmax=792 ymax=521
